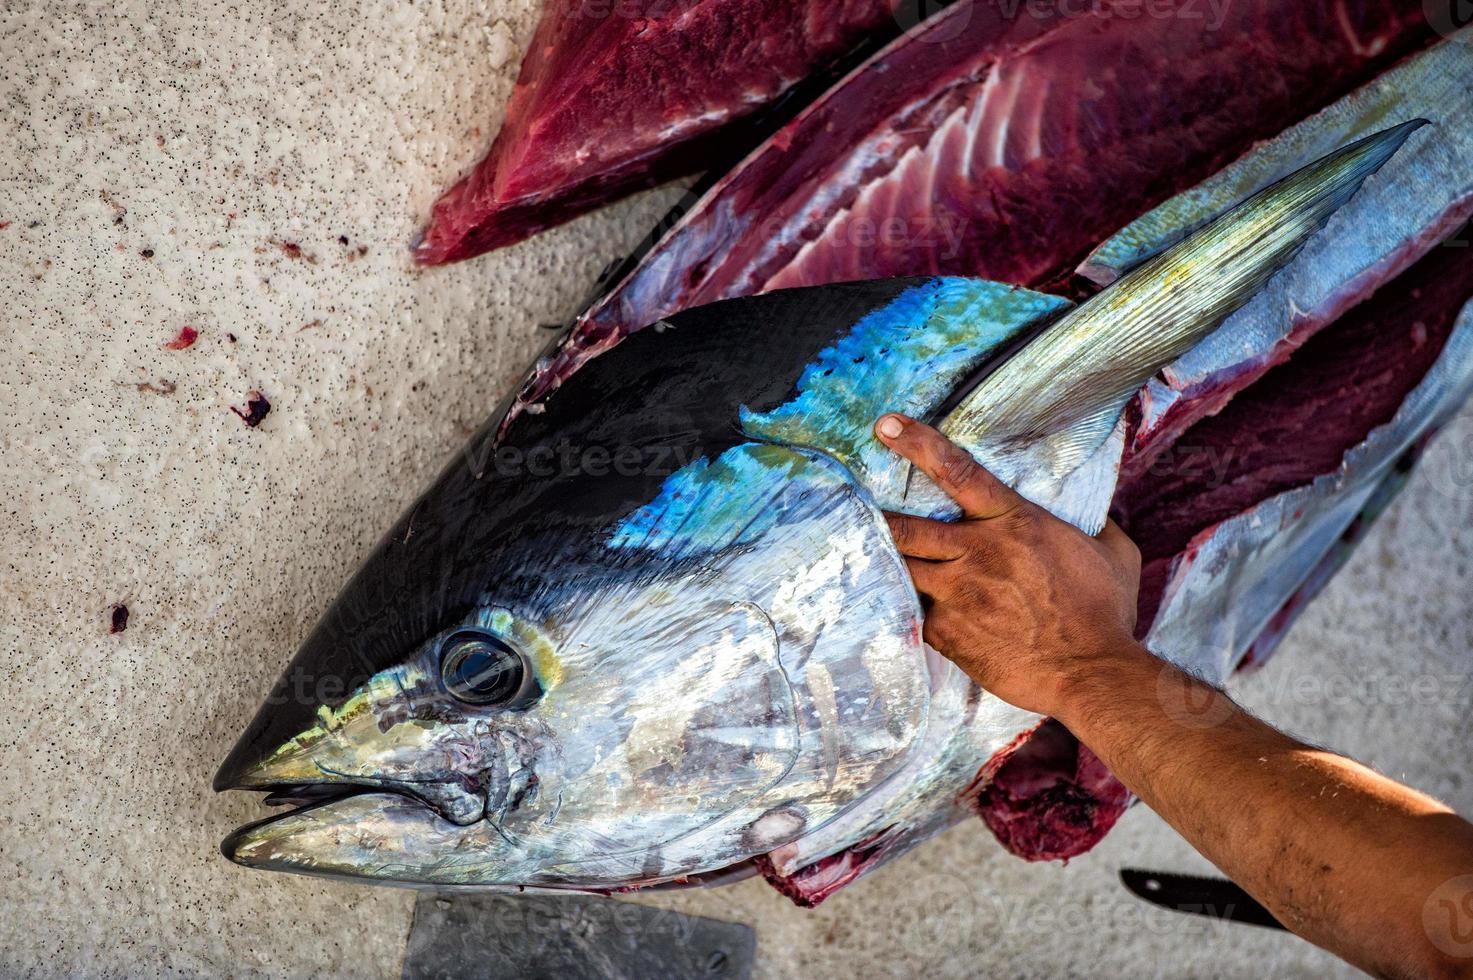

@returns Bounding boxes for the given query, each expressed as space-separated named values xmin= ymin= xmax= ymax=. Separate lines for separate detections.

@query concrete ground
xmin=3 ymin=1 xmax=1470 ymax=976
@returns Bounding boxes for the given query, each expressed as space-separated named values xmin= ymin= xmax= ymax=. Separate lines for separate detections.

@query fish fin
xmin=947 ymin=119 xmax=1427 ymax=451
xmin=1076 ymin=212 xmax=1218 ymax=287
xmin=1002 ymin=398 xmax=1129 ymax=480
xmin=1003 ymin=413 xmax=1129 ymax=535
xmin=922 ymin=122 xmax=1425 ymax=532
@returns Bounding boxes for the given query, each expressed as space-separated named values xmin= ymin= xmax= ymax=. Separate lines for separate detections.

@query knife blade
xmin=1120 ymin=869 xmax=1287 ymax=931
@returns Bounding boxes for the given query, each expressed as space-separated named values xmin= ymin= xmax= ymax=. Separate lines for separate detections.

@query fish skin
xmin=217 ymin=128 xmax=1429 ymax=896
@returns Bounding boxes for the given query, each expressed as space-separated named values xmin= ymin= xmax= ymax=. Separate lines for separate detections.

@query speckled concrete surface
xmin=3 ymin=2 xmax=1470 ymax=977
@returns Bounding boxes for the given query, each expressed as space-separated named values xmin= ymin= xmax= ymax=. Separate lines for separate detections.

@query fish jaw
xmin=222 ymin=787 xmax=728 ymax=891
xmin=222 ymin=791 xmax=525 ymax=887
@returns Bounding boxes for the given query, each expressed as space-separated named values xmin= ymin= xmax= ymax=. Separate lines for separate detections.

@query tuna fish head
xmin=213 ymin=282 xmax=965 ymax=889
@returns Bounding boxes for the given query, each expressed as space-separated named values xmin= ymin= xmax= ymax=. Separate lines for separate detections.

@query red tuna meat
xmin=415 ymin=0 xmax=903 ymax=264
xmin=973 ymin=721 xmax=1132 ymax=862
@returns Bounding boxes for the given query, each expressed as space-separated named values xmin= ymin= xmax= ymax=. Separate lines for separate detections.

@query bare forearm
xmin=1054 ymin=640 xmax=1473 ymax=979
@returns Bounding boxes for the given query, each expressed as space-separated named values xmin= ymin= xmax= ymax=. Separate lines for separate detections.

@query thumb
xmin=875 ymin=414 xmax=1025 ymax=520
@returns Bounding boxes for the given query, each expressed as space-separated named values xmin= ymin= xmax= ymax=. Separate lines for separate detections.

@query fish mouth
xmin=257 ymin=781 xmax=373 ymax=810
xmin=221 ymin=781 xmax=378 ymax=859
xmin=218 ymin=761 xmax=506 ymax=879
xmin=221 ymin=788 xmax=412 ymax=879
xmin=219 ymin=781 xmax=498 ymax=883
xmin=219 ymin=762 xmax=494 ymax=822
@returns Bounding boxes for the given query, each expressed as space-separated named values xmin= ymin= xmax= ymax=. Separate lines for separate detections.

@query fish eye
xmin=439 ymin=631 xmax=533 ymax=707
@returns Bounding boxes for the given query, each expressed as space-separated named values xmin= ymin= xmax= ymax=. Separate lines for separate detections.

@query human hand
xmin=874 ymin=413 xmax=1143 ymax=717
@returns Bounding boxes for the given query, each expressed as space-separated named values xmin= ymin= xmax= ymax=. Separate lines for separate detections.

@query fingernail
xmin=876 ymin=415 xmax=906 ymax=440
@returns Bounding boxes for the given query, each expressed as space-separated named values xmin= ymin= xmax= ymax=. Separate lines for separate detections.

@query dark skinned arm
xmin=874 ymin=412 xmax=1473 ymax=980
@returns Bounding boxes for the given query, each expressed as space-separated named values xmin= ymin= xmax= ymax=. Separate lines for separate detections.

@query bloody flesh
xmin=415 ymin=0 xmax=902 ymax=263
xmin=973 ymin=722 xmax=1132 ymax=862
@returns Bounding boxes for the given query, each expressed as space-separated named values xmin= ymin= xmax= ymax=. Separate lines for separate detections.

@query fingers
xmin=903 ymin=556 xmax=950 ymax=601
xmin=875 ymin=414 xmax=1024 ymax=520
xmin=884 ymin=513 xmax=965 ymax=560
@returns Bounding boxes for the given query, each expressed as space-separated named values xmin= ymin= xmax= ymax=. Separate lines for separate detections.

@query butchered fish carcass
xmin=214 ymin=108 xmax=1472 ymax=906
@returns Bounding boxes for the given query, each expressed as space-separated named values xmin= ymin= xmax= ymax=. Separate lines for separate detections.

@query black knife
xmin=1120 ymin=869 xmax=1287 ymax=931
